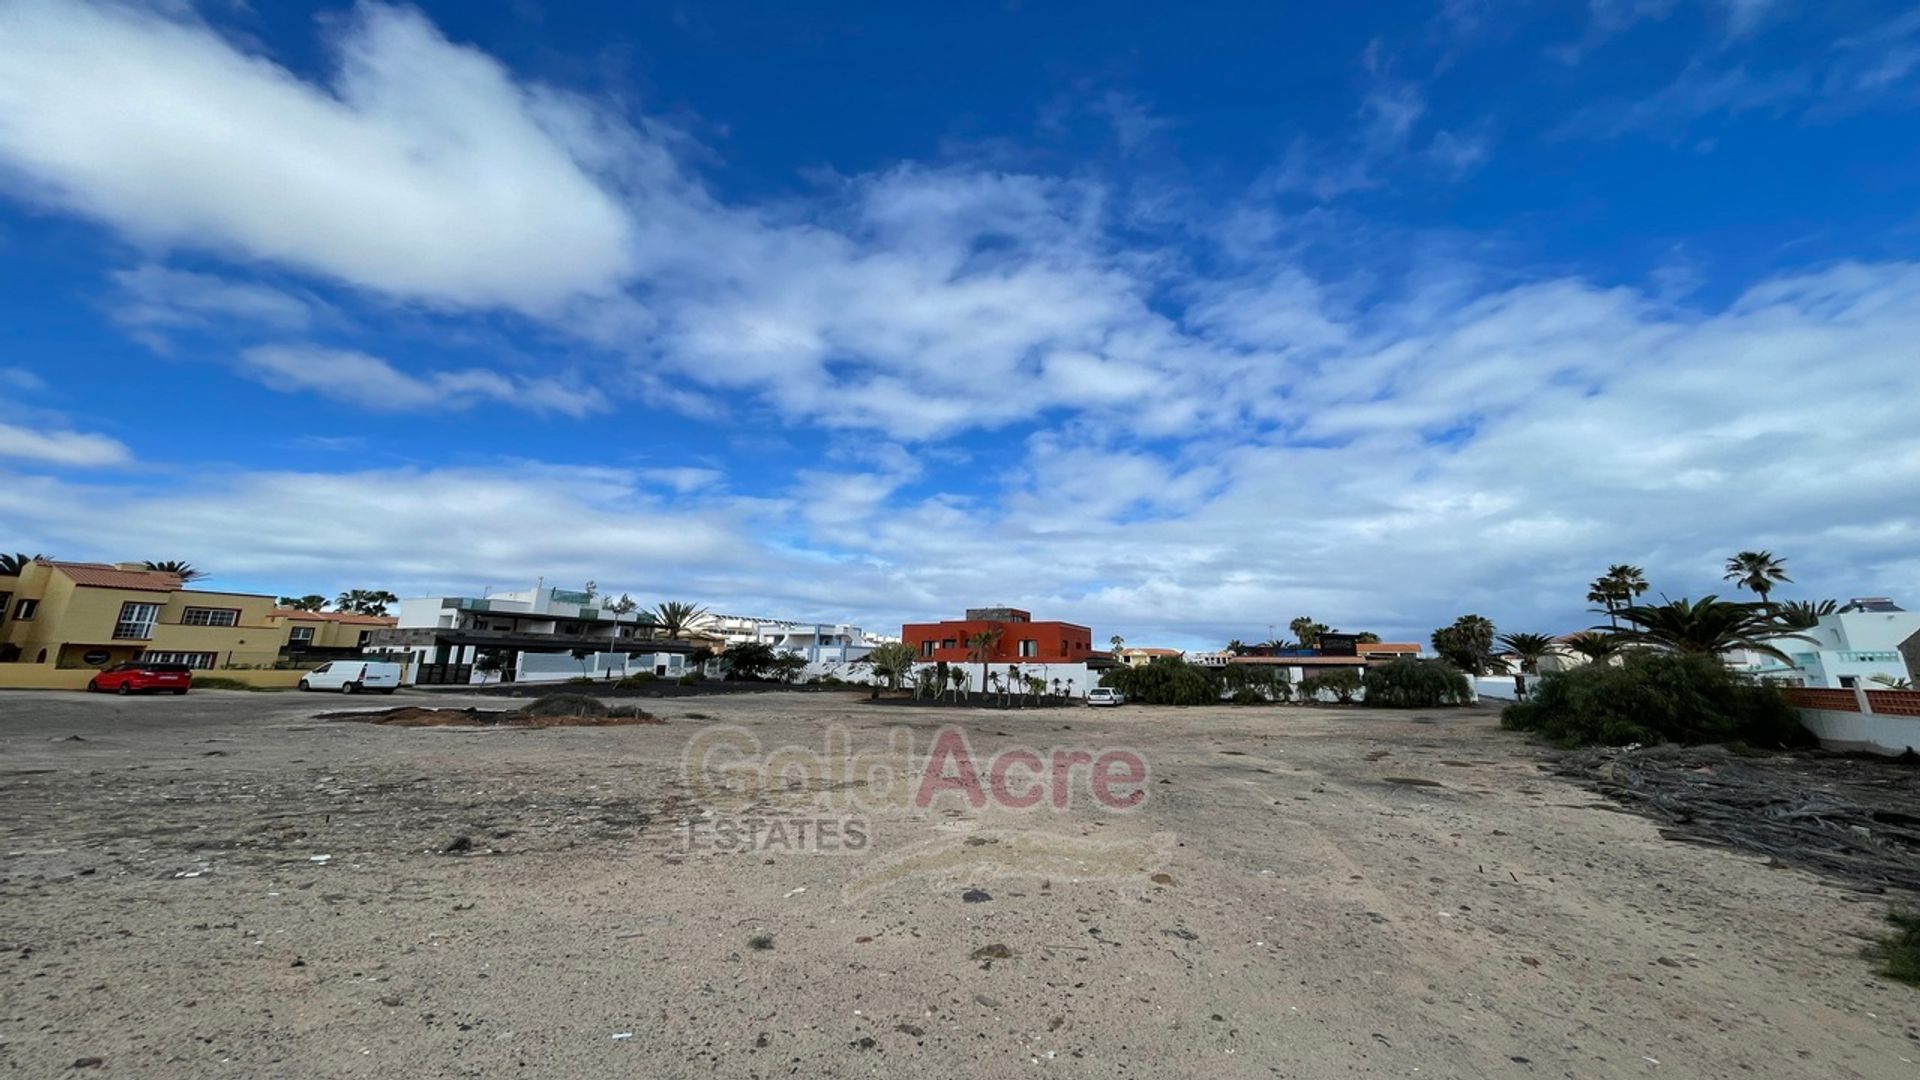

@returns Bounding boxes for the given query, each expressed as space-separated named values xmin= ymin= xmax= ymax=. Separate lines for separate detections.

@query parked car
xmin=88 ymin=662 xmax=193 ymax=695
xmin=1087 ymin=687 xmax=1125 ymax=707
xmin=298 ymin=660 xmax=402 ymax=695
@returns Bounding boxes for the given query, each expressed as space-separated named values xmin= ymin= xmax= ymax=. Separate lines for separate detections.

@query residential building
xmin=265 ymin=608 xmax=398 ymax=661
xmin=0 ymin=559 xmax=280 ymax=670
xmin=691 ymin=612 xmax=893 ymax=665
xmin=367 ymin=584 xmax=693 ymax=685
xmin=1117 ymin=647 xmax=1184 ymax=668
xmin=1745 ymin=598 xmax=1920 ymax=688
xmin=903 ymin=607 xmax=1097 ymax=664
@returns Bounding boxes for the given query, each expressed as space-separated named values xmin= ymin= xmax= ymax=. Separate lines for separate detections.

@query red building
xmin=903 ymin=607 xmax=1096 ymax=664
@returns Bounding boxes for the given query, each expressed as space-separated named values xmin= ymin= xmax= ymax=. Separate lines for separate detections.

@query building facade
xmin=368 ymin=585 xmax=693 ymax=684
xmin=902 ymin=607 xmax=1096 ymax=664
xmin=266 ymin=608 xmax=398 ymax=661
xmin=1745 ymin=598 xmax=1920 ymax=688
xmin=0 ymin=560 xmax=281 ymax=670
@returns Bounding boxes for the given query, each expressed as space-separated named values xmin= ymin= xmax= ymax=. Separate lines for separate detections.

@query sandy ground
xmin=0 ymin=687 xmax=1915 ymax=1078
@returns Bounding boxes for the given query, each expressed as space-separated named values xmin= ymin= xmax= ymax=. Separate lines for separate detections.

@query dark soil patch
xmin=320 ymin=706 xmax=664 ymax=728
xmin=470 ymin=680 xmax=861 ymax=701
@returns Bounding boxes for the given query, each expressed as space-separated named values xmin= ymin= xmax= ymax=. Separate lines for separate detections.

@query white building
xmin=690 ymin=612 xmax=895 ymax=671
xmin=368 ymin=584 xmax=693 ymax=685
xmin=1746 ymin=598 xmax=1920 ymax=689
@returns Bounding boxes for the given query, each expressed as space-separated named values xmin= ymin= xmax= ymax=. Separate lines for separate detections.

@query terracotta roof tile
xmin=50 ymin=561 xmax=181 ymax=592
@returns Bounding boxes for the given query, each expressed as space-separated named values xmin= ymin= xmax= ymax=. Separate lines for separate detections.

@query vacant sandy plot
xmin=0 ymin=688 xmax=1914 ymax=1078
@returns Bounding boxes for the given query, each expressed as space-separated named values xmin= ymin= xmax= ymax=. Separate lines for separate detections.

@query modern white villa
xmin=1743 ymin=598 xmax=1920 ymax=688
xmin=690 ymin=612 xmax=894 ymax=667
xmin=366 ymin=584 xmax=693 ymax=685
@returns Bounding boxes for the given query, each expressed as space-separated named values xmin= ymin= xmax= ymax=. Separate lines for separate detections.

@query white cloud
xmin=238 ymin=345 xmax=604 ymax=417
xmin=112 ymin=265 xmax=316 ymax=330
xmin=0 ymin=1 xmax=638 ymax=313
xmin=0 ymin=421 xmax=130 ymax=466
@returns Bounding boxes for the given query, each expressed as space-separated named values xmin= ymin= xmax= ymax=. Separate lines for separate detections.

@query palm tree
xmin=1724 ymin=551 xmax=1791 ymax=607
xmin=335 ymin=589 xmax=399 ymax=616
xmin=1289 ymin=617 xmax=1330 ymax=648
xmin=277 ymin=594 xmax=328 ymax=611
xmin=1225 ymin=639 xmax=1247 ymax=655
xmin=967 ymin=628 xmax=1004 ymax=696
xmin=142 ymin=560 xmax=205 ymax=582
xmin=1496 ymin=633 xmax=1557 ymax=675
xmin=946 ymin=666 xmax=969 ymax=702
xmin=864 ymin=642 xmax=918 ymax=698
xmin=1869 ymin=674 xmax=1914 ymax=690
xmin=649 ymin=601 xmax=709 ymax=640
xmin=1589 ymin=564 xmax=1650 ymax=628
xmin=0 ymin=553 xmax=45 ymax=576
xmin=1611 ymin=595 xmax=1810 ymax=664
xmin=1562 ymin=632 xmax=1624 ymax=665
xmin=1772 ymin=598 xmax=1836 ymax=631
xmin=1108 ymin=635 xmax=1125 ymax=654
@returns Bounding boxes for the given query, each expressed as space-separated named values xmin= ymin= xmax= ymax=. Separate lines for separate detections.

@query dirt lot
xmin=1 ymin=688 xmax=1915 ymax=1078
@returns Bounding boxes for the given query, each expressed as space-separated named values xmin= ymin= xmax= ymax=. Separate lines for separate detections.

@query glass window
xmin=0 ymin=591 xmax=10 ymax=620
xmin=113 ymin=602 xmax=159 ymax=640
xmin=141 ymin=651 xmax=216 ymax=669
xmin=14 ymin=598 xmax=37 ymax=621
xmin=288 ymin=626 xmax=315 ymax=644
xmin=1019 ymin=639 xmax=1037 ymax=657
xmin=180 ymin=607 xmax=240 ymax=627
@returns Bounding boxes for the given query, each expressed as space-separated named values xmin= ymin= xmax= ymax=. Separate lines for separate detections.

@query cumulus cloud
xmin=0 ymin=421 xmax=130 ymax=466
xmin=238 ymin=345 xmax=604 ymax=417
xmin=0 ymin=0 xmax=638 ymax=312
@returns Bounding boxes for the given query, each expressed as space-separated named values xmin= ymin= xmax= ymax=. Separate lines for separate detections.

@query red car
xmin=88 ymin=662 xmax=193 ymax=695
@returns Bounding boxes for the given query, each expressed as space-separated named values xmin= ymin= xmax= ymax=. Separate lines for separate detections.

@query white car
xmin=298 ymin=660 xmax=402 ymax=695
xmin=1087 ymin=687 xmax=1125 ymax=707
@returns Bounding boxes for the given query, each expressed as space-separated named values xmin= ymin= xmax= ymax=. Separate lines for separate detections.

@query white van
xmin=299 ymin=660 xmax=403 ymax=694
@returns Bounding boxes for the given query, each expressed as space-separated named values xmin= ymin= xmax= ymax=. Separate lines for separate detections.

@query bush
xmin=1299 ymin=667 xmax=1362 ymax=704
xmin=1362 ymin=659 xmax=1472 ymax=708
xmin=1220 ymin=663 xmax=1289 ymax=702
xmin=616 ymin=672 xmax=659 ymax=688
xmin=566 ymin=676 xmax=598 ymax=685
xmin=1100 ymin=658 xmax=1220 ymax=705
xmin=1229 ymin=687 xmax=1267 ymax=705
xmin=676 ymin=673 xmax=701 ymax=685
xmin=191 ymin=676 xmax=265 ymax=691
xmin=1865 ymin=911 xmax=1920 ymax=986
xmin=1501 ymin=652 xmax=1807 ymax=748
xmin=516 ymin=692 xmax=610 ymax=718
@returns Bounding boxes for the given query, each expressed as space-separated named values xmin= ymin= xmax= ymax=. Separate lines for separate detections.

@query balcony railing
xmin=112 ymin=623 xmax=154 ymax=640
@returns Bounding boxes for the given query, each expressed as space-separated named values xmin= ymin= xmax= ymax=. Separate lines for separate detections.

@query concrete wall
xmin=1784 ymin=686 xmax=1920 ymax=756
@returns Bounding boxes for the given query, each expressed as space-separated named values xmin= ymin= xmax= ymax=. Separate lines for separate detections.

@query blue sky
xmin=1 ymin=0 xmax=1917 ymax=647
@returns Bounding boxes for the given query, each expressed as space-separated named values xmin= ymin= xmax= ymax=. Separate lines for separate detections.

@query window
xmin=1060 ymin=640 xmax=1070 ymax=656
xmin=140 ymin=651 xmax=216 ymax=669
xmin=1019 ymin=639 xmax=1037 ymax=657
xmin=113 ymin=602 xmax=160 ymax=640
xmin=180 ymin=607 xmax=240 ymax=627
xmin=921 ymin=640 xmax=935 ymax=657
xmin=13 ymin=598 xmax=36 ymax=621
xmin=0 ymin=591 xmax=9 ymax=621
xmin=288 ymin=626 xmax=315 ymax=644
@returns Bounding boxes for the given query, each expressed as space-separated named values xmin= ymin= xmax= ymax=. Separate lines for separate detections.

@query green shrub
xmin=516 ymin=693 xmax=610 ymax=718
xmin=566 ymin=676 xmax=598 ymax=685
xmin=616 ymin=672 xmax=659 ymax=688
xmin=1220 ymin=663 xmax=1290 ymax=701
xmin=1229 ymin=687 xmax=1267 ymax=705
xmin=1865 ymin=911 xmax=1920 ymax=985
xmin=1501 ymin=652 xmax=1807 ymax=748
xmin=1362 ymin=659 xmax=1472 ymax=708
xmin=1299 ymin=667 xmax=1362 ymax=704
xmin=676 ymin=673 xmax=701 ymax=685
xmin=191 ymin=676 xmax=261 ymax=691
xmin=1100 ymin=658 xmax=1220 ymax=705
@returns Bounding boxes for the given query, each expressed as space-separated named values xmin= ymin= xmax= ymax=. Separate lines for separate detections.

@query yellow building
xmin=0 ymin=560 xmax=283 ymax=671
xmin=264 ymin=608 xmax=397 ymax=658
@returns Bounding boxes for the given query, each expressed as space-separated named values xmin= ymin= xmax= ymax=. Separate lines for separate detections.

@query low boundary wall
xmin=1784 ymin=686 xmax=1920 ymax=756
